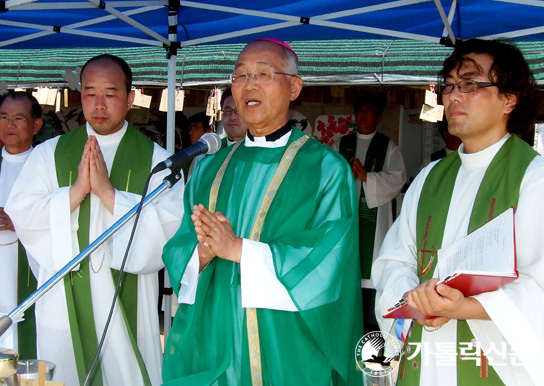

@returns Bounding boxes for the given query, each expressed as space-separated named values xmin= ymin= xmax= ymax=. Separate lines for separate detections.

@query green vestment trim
xmin=339 ymin=132 xmax=390 ymax=279
xmin=162 ymin=127 xmax=363 ymax=386
xmin=399 ymin=135 xmax=537 ymax=385
xmin=54 ymin=125 xmax=154 ymax=385
xmin=17 ymin=241 xmax=38 ymax=359
xmin=0 ymin=155 xmax=38 ymax=359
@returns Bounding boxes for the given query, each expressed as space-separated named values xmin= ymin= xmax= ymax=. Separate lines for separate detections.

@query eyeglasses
xmin=438 ymin=80 xmax=497 ymax=95
xmin=0 ymin=115 xmax=29 ymax=125
xmin=230 ymin=70 xmax=297 ymax=86
xmin=222 ymin=107 xmax=238 ymax=116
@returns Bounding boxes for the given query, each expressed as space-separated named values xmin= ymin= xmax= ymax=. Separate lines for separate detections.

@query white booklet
xmin=437 ymin=207 xmax=516 ymax=280
xmin=384 ymin=207 xmax=517 ymax=319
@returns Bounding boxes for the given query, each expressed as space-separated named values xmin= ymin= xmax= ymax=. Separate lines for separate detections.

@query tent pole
xmin=163 ymin=1 xmax=179 ymax=344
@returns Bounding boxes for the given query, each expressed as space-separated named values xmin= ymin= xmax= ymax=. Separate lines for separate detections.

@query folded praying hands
xmin=191 ymin=203 xmax=243 ymax=272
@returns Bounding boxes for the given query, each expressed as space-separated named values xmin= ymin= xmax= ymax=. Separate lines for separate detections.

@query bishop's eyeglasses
xmin=230 ymin=70 xmax=297 ymax=86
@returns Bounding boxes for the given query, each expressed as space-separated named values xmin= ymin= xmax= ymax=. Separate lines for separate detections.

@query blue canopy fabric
xmin=1 ymin=0 xmax=544 ymax=50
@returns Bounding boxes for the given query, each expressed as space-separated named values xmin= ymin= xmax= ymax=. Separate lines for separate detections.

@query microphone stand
xmin=0 ymin=171 xmax=182 ymax=338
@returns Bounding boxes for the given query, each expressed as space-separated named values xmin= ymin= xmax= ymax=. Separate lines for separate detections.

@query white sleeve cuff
xmin=240 ymin=238 xmax=298 ymax=312
xmin=177 ymin=248 xmax=200 ymax=305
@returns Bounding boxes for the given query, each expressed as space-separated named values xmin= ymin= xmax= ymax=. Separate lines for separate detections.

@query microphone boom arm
xmin=0 ymin=171 xmax=181 ymax=338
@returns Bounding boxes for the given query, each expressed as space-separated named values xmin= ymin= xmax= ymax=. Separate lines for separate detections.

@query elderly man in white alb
xmin=6 ymin=54 xmax=184 ymax=386
xmin=0 ymin=91 xmax=42 ymax=359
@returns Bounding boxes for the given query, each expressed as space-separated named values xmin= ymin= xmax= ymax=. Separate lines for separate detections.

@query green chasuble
xmin=399 ymin=135 xmax=537 ymax=385
xmin=54 ymin=124 xmax=154 ymax=385
xmin=338 ymin=132 xmax=390 ymax=279
xmin=163 ymin=128 xmax=364 ymax=385
xmin=0 ymin=155 xmax=38 ymax=359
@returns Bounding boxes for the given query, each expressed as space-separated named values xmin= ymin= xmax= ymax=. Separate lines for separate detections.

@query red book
xmin=384 ymin=208 xmax=517 ymax=319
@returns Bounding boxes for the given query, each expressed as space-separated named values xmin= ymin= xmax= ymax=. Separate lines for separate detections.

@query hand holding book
xmin=384 ymin=208 xmax=517 ymax=319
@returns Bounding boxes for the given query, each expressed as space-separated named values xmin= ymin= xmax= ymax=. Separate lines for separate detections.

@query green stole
xmin=399 ymin=135 xmax=537 ymax=385
xmin=339 ymin=132 xmax=390 ymax=279
xmin=17 ymin=242 xmax=37 ymax=359
xmin=54 ymin=125 xmax=154 ymax=385
xmin=0 ymin=154 xmax=38 ymax=359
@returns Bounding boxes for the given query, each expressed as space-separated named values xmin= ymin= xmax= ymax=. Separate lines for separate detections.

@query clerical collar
xmin=1 ymin=146 xmax=33 ymax=161
xmin=86 ymin=121 xmax=128 ymax=145
xmin=458 ymin=133 xmax=510 ymax=171
xmin=246 ymin=122 xmax=292 ymax=142
xmin=356 ymin=130 xmax=377 ymax=140
xmin=227 ymin=138 xmax=243 ymax=146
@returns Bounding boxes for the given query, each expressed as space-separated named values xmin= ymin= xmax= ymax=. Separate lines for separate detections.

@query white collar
xmin=86 ymin=121 xmax=128 ymax=146
xmin=356 ymin=130 xmax=377 ymax=140
xmin=458 ymin=133 xmax=511 ymax=171
xmin=1 ymin=146 xmax=33 ymax=162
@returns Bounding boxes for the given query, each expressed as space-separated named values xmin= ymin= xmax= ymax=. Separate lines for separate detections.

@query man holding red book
xmin=373 ymin=39 xmax=544 ymax=385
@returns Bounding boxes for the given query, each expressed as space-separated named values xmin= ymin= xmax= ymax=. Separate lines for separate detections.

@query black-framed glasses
xmin=222 ymin=107 xmax=238 ymax=116
xmin=439 ymin=80 xmax=497 ymax=95
xmin=230 ymin=70 xmax=297 ymax=86
xmin=0 ymin=115 xmax=29 ymax=125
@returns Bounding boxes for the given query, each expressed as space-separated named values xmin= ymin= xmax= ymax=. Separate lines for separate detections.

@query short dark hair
xmin=80 ymin=54 xmax=132 ymax=94
xmin=0 ymin=91 xmax=42 ymax=119
xmin=440 ymin=39 xmax=537 ymax=137
xmin=189 ymin=111 xmax=210 ymax=131
xmin=354 ymin=95 xmax=385 ymax=116
xmin=221 ymin=88 xmax=232 ymax=108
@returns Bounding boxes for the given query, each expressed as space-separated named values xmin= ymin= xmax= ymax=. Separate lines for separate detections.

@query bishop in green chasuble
xmin=162 ymin=127 xmax=364 ymax=385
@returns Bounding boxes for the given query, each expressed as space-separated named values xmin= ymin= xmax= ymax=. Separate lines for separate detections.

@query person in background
xmin=185 ymin=111 xmax=212 ymax=179
xmin=188 ymin=111 xmax=211 ymax=145
xmin=334 ymin=95 xmax=406 ymax=333
xmin=220 ymin=88 xmax=248 ymax=146
xmin=373 ymin=39 xmax=544 ymax=385
xmin=0 ymin=91 xmax=42 ymax=358
xmin=6 ymin=54 xmax=183 ymax=386
xmin=421 ymin=120 xmax=462 ymax=168
xmin=162 ymin=37 xmax=363 ymax=385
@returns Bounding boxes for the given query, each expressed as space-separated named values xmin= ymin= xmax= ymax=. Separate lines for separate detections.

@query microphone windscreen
xmin=201 ymin=132 xmax=222 ymax=155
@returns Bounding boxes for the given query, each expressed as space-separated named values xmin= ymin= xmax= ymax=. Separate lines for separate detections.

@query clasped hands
xmin=404 ymin=278 xmax=488 ymax=328
xmin=69 ymin=135 xmax=115 ymax=213
xmin=0 ymin=207 xmax=15 ymax=232
xmin=352 ymin=158 xmax=367 ymax=182
xmin=191 ymin=203 xmax=243 ymax=272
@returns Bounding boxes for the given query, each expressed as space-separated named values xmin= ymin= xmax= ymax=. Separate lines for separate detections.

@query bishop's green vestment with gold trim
xmin=163 ymin=128 xmax=364 ymax=385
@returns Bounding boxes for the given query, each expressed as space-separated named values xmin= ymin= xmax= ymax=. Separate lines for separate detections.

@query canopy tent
xmin=1 ymin=0 xmax=544 ymax=49
xmin=2 ymin=0 xmax=544 ymax=150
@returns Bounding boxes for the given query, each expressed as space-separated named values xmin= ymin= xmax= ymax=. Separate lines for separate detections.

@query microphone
xmin=152 ymin=132 xmax=222 ymax=174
